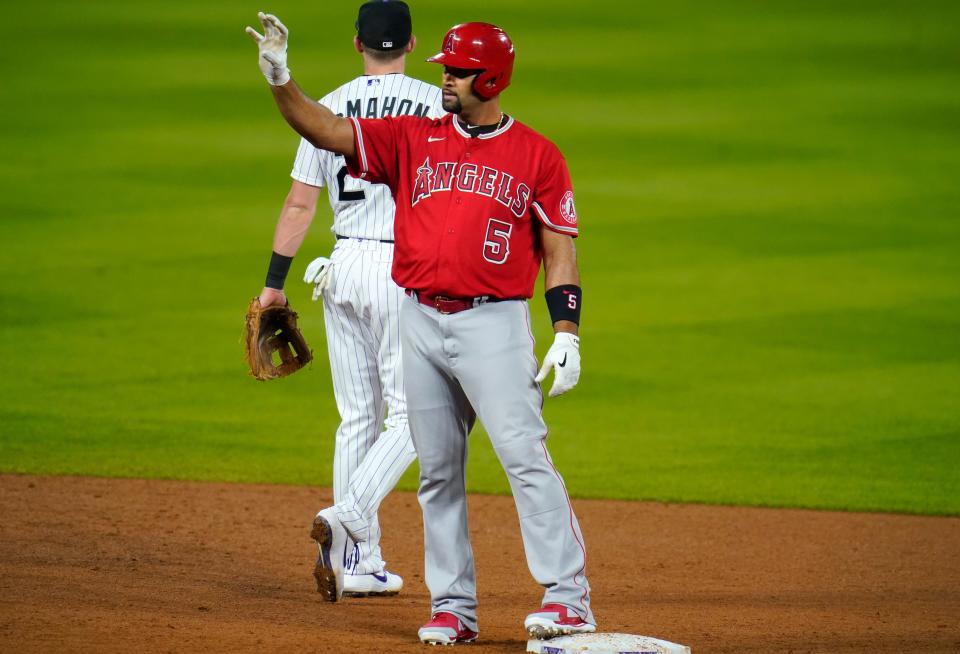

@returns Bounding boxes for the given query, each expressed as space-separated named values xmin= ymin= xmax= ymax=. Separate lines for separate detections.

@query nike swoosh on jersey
xmin=427 ymin=136 xmax=446 ymax=142
xmin=558 ymin=354 xmax=567 ymax=368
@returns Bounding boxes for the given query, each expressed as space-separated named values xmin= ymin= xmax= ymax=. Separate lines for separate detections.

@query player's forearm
xmin=270 ymin=81 xmax=356 ymax=158
xmin=542 ymin=233 xmax=581 ymax=335
xmin=543 ymin=247 xmax=580 ymax=289
xmin=272 ymin=202 xmax=317 ymax=256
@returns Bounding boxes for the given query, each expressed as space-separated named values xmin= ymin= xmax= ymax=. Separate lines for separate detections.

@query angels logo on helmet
xmin=443 ymin=31 xmax=458 ymax=54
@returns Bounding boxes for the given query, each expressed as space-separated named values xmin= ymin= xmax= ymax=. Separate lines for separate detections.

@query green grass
xmin=1 ymin=0 xmax=958 ymax=515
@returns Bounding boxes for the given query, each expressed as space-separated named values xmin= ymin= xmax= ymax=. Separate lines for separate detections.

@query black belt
xmin=336 ymin=234 xmax=394 ymax=244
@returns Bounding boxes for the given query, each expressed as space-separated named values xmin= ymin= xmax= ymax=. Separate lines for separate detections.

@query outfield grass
xmin=1 ymin=0 xmax=958 ymax=515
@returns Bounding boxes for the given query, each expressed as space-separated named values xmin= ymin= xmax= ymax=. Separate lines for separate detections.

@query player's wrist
xmin=264 ymin=64 xmax=291 ymax=86
xmin=265 ymin=251 xmax=294 ymax=289
xmin=545 ymin=284 xmax=581 ymax=327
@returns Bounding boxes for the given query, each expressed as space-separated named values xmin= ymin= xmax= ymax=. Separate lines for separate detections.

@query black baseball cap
xmin=356 ymin=1 xmax=412 ymax=51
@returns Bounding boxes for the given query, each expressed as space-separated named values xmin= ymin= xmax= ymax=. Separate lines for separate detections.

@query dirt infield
xmin=0 ymin=475 xmax=957 ymax=653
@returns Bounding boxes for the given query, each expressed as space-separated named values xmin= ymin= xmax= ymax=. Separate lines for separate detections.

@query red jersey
xmin=345 ymin=113 xmax=578 ymax=299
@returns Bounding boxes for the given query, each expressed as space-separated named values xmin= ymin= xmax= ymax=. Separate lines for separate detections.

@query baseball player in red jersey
xmin=247 ymin=13 xmax=595 ymax=644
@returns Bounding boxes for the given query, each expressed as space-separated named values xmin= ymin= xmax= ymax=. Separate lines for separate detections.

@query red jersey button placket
xmin=434 ymin=146 xmax=468 ymax=291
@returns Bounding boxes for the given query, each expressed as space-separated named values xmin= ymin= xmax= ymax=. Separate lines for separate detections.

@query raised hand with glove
xmin=245 ymin=11 xmax=290 ymax=86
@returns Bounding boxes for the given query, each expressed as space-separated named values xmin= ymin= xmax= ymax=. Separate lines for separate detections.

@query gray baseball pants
xmin=401 ymin=295 xmax=594 ymax=632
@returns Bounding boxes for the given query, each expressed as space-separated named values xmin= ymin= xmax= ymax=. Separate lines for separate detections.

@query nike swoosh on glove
xmin=245 ymin=11 xmax=291 ymax=86
xmin=534 ymin=332 xmax=581 ymax=397
xmin=303 ymin=256 xmax=334 ymax=301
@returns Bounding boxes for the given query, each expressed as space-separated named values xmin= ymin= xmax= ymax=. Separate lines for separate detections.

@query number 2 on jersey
xmin=483 ymin=219 xmax=513 ymax=264
xmin=336 ymin=165 xmax=365 ymax=202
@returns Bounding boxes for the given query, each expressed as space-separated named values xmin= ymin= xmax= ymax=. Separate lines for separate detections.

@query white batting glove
xmin=303 ymin=256 xmax=334 ymax=301
xmin=245 ymin=12 xmax=290 ymax=86
xmin=534 ymin=332 xmax=581 ymax=398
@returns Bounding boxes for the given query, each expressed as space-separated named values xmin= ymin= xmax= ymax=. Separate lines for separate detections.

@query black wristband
xmin=265 ymin=251 xmax=294 ymax=290
xmin=545 ymin=284 xmax=582 ymax=326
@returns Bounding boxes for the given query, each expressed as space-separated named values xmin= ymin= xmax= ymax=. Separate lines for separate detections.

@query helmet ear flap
xmin=473 ymin=69 xmax=507 ymax=100
xmin=472 ymin=69 xmax=495 ymax=99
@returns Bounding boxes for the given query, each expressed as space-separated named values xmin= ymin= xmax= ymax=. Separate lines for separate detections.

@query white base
xmin=526 ymin=632 xmax=691 ymax=654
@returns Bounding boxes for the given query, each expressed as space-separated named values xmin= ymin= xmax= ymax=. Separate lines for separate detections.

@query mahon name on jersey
xmin=340 ymin=95 xmax=434 ymax=119
xmin=410 ymin=157 xmax=532 ymax=218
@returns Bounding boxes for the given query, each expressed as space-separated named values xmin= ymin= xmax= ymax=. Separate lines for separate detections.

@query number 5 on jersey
xmin=483 ymin=218 xmax=512 ymax=264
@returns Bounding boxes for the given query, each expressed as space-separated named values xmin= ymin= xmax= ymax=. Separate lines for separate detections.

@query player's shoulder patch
xmin=559 ymin=190 xmax=577 ymax=226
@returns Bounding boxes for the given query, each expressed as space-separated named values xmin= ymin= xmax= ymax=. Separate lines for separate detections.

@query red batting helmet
xmin=426 ymin=22 xmax=515 ymax=99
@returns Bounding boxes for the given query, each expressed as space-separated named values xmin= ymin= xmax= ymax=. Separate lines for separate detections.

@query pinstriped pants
xmin=401 ymin=295 xmax=594 ymax=631
xmin=323 ymin=238 xmax=416 ymax=575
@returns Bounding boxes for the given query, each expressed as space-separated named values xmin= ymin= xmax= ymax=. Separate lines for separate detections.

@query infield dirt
xmin=1 ymin=475 xmax=957 ymax=653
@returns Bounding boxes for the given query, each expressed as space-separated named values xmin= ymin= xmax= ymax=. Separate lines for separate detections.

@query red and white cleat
xmin=418 ymin=612 xmax=478 ymax=646
xmin=524 ymin=603 xmax=596 ymax=640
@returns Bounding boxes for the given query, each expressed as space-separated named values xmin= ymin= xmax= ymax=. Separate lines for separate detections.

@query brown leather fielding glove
xmin=244 ymin=297 xmax=313 ymax=380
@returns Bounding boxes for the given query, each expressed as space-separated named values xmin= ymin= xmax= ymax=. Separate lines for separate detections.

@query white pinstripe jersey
xmin=290 ymin=74 xmax=444 ymax=241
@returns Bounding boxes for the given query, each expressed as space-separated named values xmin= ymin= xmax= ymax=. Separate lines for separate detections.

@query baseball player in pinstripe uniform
xmin=255 ymin=1 xmax=443 ymax=598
